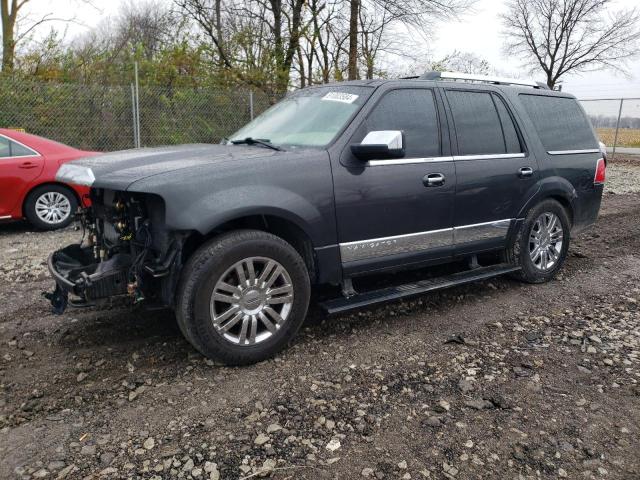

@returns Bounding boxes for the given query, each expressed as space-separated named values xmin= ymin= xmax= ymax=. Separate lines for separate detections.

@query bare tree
xmin=2 ymin=0 xmax=97 ymax=73
xmin=502 ymin=0 xmax=640 ymax=89
xmin=347 ymin=0 xmax=359 ymax=79
xmin=436 ymin=50 xmax=492 ymax=74
xmin=346 ymin=0 xmax=474 ymax=80
xmin=116 ymin=1 xmax=179 ymax=61
xmin=2 ymin=0 xmax=32 ymax=72
xmin=177 ymin=0 xmax=305 ymax=94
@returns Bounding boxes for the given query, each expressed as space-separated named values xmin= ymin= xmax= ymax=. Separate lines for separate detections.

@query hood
xmin=56 ymin=143 xmax=279 ymax=190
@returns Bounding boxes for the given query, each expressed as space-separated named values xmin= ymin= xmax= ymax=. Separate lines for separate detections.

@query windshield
xmin=229 ymin=85 xmax=373 ymax=148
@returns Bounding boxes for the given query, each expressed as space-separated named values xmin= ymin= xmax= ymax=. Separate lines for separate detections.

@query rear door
xmin=0 ymin=134 xmax=44 ymax=217
xmin=443 ymin=88 xmax=538 ymax=254
xmin=333 ymin=86 xmax=456 ymax=275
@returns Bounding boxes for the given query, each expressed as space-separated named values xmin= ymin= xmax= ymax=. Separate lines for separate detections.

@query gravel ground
xmin=1 ymin=161 xmax=640 ymax=480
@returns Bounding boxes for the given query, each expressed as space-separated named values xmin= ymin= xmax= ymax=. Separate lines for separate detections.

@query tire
xmin=503 ymin=199 xmax=571 ymax=284
xmin=176 ymin=229 xmax=311 ymax=365
xmin=24 ymin=184 xmax=78 ymax=230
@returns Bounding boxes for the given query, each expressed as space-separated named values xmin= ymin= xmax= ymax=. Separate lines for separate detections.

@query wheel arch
xmin=182 ymin=213 xmax=317 ymax=283
xmin=518 ymin=177 xmax=576 ymax=227
xmin=22 ymin=181 xmax=81 ymax=217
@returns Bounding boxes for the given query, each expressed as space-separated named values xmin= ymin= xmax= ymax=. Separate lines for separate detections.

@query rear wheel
xmin=503 ymin=199 xmax=570 ymax=283
xmin=24 ymin=185 xmax=77 ymax=230
xmin=176 ymin=230 xmax=311 ymax=365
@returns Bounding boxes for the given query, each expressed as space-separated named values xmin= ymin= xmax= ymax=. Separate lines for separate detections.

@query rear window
xmin=519 ymin=95 xmax=597 ymax=151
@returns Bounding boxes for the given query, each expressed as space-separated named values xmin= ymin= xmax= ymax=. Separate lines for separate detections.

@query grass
xmin=596 ymin=128 xmax=640 ymax=148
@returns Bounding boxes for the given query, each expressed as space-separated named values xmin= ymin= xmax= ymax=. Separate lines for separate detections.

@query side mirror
xmin=350 ymin=130 xmax=405 ymax=161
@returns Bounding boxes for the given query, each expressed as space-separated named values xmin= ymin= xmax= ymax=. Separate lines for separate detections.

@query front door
xmin=332 ymin=87 xmax=456 ymax=276
xmin=443 ymin=88 xmax=539 ymax=254
xmin=0 ymin=135 xmax=44 ymax=217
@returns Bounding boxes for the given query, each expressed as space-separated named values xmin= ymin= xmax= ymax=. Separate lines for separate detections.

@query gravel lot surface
xmin=1 ymin=160 xmax=640 ymax=480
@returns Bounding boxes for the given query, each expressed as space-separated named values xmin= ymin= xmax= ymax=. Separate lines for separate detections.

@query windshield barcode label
xmin=322 ymin=92 xmax=359 ymax=104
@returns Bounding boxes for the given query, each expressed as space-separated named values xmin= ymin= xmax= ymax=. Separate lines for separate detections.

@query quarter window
xmin=446 ymin=90 xmax=522 ymax=156
xmin=519 ymin=94 xmax=597 ymax=151
xmin=364 ymin=89 xmax=441 ymax=158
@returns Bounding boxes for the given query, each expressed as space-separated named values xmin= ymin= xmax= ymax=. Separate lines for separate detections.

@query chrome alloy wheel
xmin=529 ymin=212 xmax=564 ymax=271
xmin=210 ymin=257 xmax=294 ymax=345
xmin=35 ymin=191 xmax=72 ymax=225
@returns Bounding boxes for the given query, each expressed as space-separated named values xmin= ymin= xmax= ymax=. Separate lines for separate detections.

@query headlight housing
xmin=56 ymin=164 xmax=96 ymax=186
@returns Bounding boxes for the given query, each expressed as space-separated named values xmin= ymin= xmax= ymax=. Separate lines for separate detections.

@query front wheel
xmin=503 ymin=199 xmax=571 ymax=283
xmin=176 ymin=230 xmax=311 ymax=365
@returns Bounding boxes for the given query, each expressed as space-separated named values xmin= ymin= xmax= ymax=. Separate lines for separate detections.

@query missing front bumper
xmin=46 ymin=244 xmax=131 ymax=314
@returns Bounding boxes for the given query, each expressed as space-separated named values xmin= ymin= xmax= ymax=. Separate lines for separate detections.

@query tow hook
xmin=43 ymin=285 xmax=68 ymax=315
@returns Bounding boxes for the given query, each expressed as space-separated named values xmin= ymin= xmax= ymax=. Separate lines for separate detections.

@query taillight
xmin=594 ymin=158 xmax=606 ymax=185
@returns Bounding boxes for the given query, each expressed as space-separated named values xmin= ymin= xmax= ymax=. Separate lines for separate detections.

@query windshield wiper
xmin=231 ymin=137 xmax=284 ymax=151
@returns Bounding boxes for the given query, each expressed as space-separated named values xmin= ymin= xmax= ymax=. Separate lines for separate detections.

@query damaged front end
xmin=46 ymin=189 xmax=184 ymax=314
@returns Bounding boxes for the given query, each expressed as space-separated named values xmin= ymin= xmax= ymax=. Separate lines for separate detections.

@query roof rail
xmin=419 ymin=71 xmax=549 ymax=90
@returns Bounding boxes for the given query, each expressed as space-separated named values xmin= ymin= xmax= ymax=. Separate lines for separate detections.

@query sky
xmin=21 ymin=0 xmax=640 ymax=104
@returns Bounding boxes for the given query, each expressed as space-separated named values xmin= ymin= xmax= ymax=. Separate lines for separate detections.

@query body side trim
xmin=547 ymin=149 xmax=600 ymax=155
xmin=366 ymin=156 xmax=453 ymax=166
xmin=340 ymin=219 xmax=514 ymax=263
xmin=364 ymin=152 xmax=526 ymax=167
xmin=453 ymin=153 xmax=525 ymax=161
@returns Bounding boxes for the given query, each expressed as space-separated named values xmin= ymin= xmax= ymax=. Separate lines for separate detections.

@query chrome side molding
xmin=366 ymin=156 xmax=454 ymax=166
xmin=365 ymin=153 xmax=525 ymax=167
xmin=340 ymin=219 xmax=513 ymax=262
xmin=340 ymin=228 xmax=453 ymax=262
xmin=547 ymin=149 xmax=600 ymax=155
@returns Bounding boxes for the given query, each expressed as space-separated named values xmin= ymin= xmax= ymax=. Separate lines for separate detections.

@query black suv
xmin=48 ymin=71 xmax=606 ymax=365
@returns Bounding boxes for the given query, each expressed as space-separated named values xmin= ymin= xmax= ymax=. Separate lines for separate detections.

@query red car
xmin=0 ymin=129 xmax=98 ymax=230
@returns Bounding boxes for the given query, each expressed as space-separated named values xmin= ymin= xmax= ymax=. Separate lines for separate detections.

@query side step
xmin=321 ymin=263 xmax=520 ymax=314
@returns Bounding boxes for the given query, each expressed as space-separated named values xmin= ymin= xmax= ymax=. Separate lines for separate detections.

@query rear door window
xmin=10 ymin=141 xmax=37 ymax=157
xmin=493 ymin=96 xmax=523 ymax=154
xmin=364 ymin=88 xmax=441 ymax=158
xmin=0 ymin=136 xmax=10 ymax=158
xmin=519 ymin=95 xmax=597 ymax=151
xmin=0 ymin=136 xmax=38 ymax=158
xmin=446 ymin=90 xmax=521 ymax=156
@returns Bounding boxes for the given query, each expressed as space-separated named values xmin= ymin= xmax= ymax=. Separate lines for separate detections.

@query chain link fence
xmin=580 ymin=98 xmax=640 ymax=159
xmin=0 ymin=76 xmax=277 ymax=152
xmin=2 ymin=76 xmax=638 ymax=158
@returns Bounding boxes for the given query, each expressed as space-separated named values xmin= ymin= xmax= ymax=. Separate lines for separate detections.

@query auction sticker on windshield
xmin=322 ymin=92 xmax=359 ymax=104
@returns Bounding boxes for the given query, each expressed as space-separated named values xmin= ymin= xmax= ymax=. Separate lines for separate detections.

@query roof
xmin=0 ymin=128 xmax=86 ymax=156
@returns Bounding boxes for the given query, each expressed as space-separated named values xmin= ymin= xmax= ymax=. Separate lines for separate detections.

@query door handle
xmin=423 ymin=173 xmax=445 ymax=187
xmin=19 ymin=162 xmax=38 ymax=169
xmin=518 ymin=167 xmax=534 ymax=178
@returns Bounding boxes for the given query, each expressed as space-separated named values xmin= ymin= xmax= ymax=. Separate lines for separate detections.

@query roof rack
xmin=418 ymin=71 xmax=549 ymax=90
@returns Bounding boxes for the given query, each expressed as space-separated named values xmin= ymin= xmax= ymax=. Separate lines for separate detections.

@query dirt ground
xmin=1 ymin=158 xmax=640 ymax=480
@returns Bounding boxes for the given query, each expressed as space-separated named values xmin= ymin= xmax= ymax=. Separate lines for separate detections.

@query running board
xmin=321 ymin=264 xmax=520 ymax=314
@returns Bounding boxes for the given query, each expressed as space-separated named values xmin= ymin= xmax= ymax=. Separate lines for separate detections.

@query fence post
xmin=130 ymin=84 xmax=138 ymax=149
xmin=134 ymin=61 xmax=141 ymax=148
xmin=249 ymin=90 xmax=254 ymax=121
xmin=611 ymin=99 xmax=624 ymax=161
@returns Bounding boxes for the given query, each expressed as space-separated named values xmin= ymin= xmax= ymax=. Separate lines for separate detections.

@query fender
xmin=137 ymin=185 xmax=330 ymax=248
xmin=517 ymin=175 xmax=577 ymax=220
